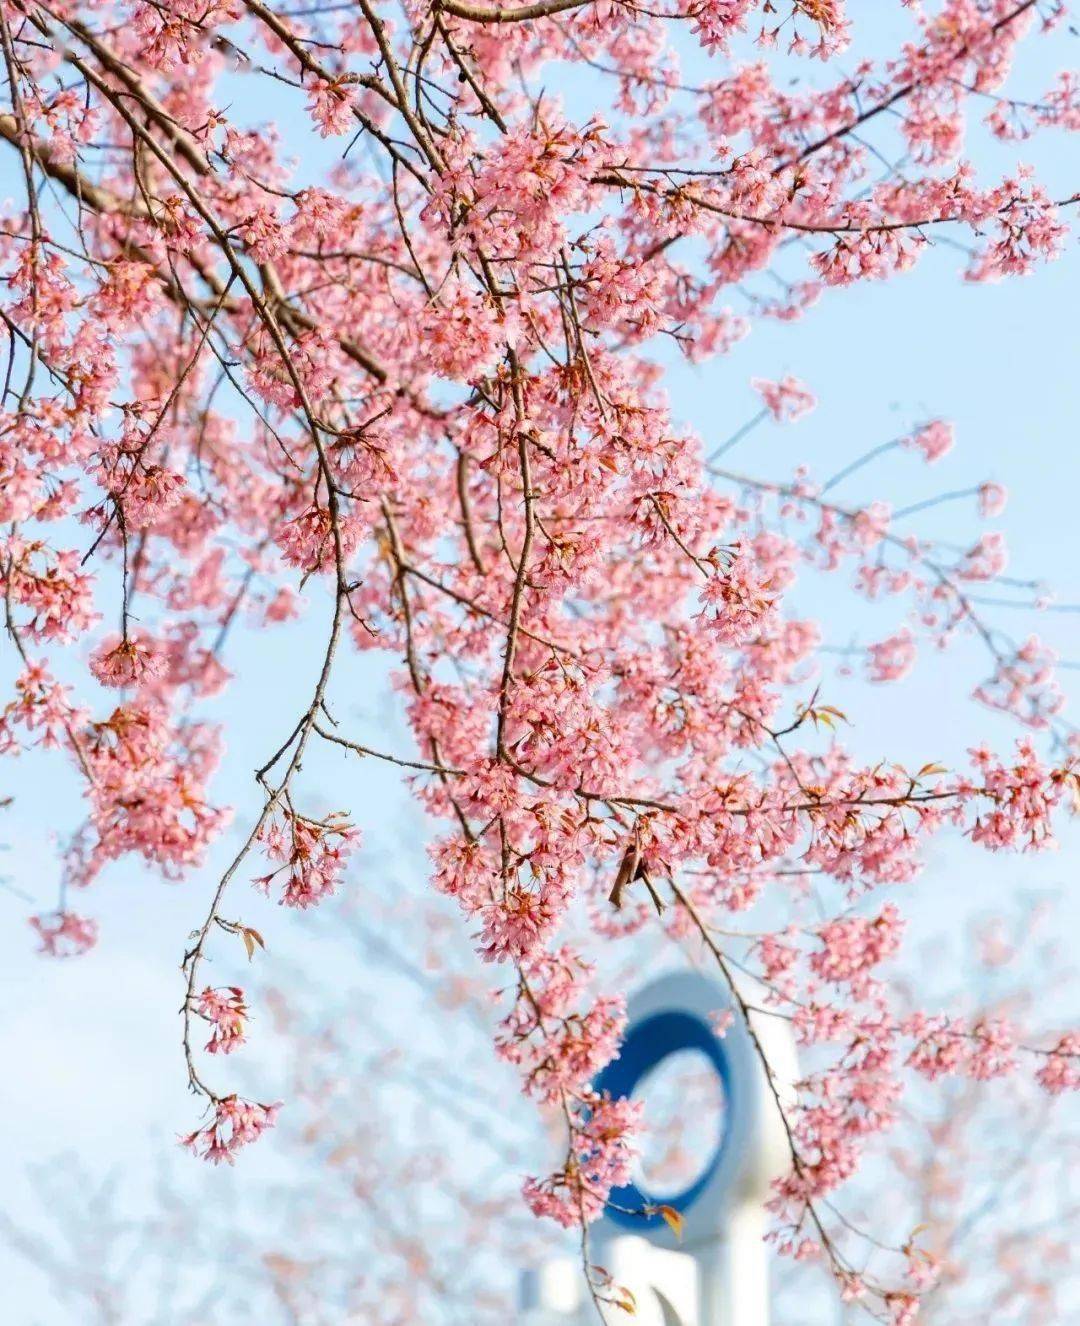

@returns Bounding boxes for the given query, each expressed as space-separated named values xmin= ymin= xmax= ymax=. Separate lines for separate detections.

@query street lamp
xmin=521 ymin=971 xmax=797 ymax=1326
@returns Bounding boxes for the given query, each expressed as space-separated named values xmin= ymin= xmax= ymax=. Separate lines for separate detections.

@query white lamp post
xmin=520 ymin=971 xmax=797 ymax=1326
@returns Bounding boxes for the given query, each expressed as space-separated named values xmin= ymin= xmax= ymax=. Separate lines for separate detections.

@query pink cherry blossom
xmin=903 ymin=420 xmax=954 ymax=464
xmin=89 ymin=634 xmax=165 ymax=690
xmin=29 ymin=911 xmax=98 ymax=958
xmin=978 ymin=481 xmax=1008 ymax=517
xmin=696 ymin=546 xmax=777 ymax=645
xmin=866 ymin=629 xmax=917 ymax=683
xmin=752 ymin=375 xmax=817 ymax=423
xmin=180 ymin=1097 xmax=280 ymax=1165
xmin=198 ymin=986 xmax=249 ymax=1055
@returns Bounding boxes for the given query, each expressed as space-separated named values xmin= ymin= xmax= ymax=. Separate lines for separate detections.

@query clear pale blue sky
xmin=1 ymin=7 xmax=1078 ymax=1320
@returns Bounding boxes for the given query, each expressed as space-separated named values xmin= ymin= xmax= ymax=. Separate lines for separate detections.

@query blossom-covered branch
xmin=2 ymin=0 xmax=1079 ymax=1319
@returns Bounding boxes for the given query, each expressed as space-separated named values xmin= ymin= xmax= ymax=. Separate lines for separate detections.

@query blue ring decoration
xmin=594 ymin=1008 xmax=732 ymax=1231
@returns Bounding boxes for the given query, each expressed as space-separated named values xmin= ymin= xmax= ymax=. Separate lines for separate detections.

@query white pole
xmin=520 ymin=971 xmax=796 ymax=1326
xmin=694 ymin=1204 xmax=769 ymax=1326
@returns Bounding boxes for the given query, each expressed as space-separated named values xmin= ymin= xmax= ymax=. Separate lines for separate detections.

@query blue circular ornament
xmin=595 ymin=1007 xmax=732 ymax=1229
xmin=592 ymin=972 xmax=767 ymax=1249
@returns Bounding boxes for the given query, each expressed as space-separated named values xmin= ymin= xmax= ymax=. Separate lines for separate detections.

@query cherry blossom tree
xmin=2 ymin=0 xmax=1079 ymax=1318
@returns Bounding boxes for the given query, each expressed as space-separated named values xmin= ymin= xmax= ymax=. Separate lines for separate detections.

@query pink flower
xmin=683 ymin=0 xmax=753 ymax=55
xmin=306 ymin=78 xmax=355 ymax=137
xmin=958 ymin=532 xmax=1008 ymax=582
xmin=885 ymin=1293 xmax=920 ymax=1326
xmin=276 ymin=505 xmax=365 ymax=575
xmin=29 ymin=910 xmax=98 ymax=957
xmin=117 ymin=464 xmax=186 ymax=529
xmin=866 ymin=629 xmax=917 ymax=683
xmin=967 ymin=740 xmax=1061 ymax=852
xmin=198 ymin=986 xmax=248 ymax=1055
xmin=477 ymin=887 xmax=559 ymax=963
xmin=255 ymin=810 xmax=358 ymax=909
xmin=1035 ymin=1034 xmax=1080 ymax=1094
xmin=978 ymin=481 xmax=1008 ymax=517
xmin=5 ymin=539 xmax=97 ymax=644
xmin=751 ymin=375 xmax=817 ymax=423
xmin=89 ymin=634 xmax=164 ymax=689
xmin=810 ymin=904 xmax=904 ymax=999
xmin=181 ymin=1096 xmax=280 ymax=1165
xmin=973 ymin=636 xmax=1062 ymax=729
xmin=903 ymin=420 xmax=954 ymax=463
xmin=419 ymin=280 xmax=519 ymax=383
xmin=496 ymin=953 xmax=626 ymax=1105
xmin=696 ymin=547 xmax=777 ymax=646
xmin=523 ymin=1092 xmax=642 ymax=1227
xmin=710 ymin=1008 xmax=735 ymax=1038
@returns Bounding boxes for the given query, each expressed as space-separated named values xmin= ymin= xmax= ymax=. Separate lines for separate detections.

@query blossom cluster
xmin=198 ymin=986 xmax=249 ymax=1056
xmin=180 ymin=1097 xmax=280 ymax=1166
